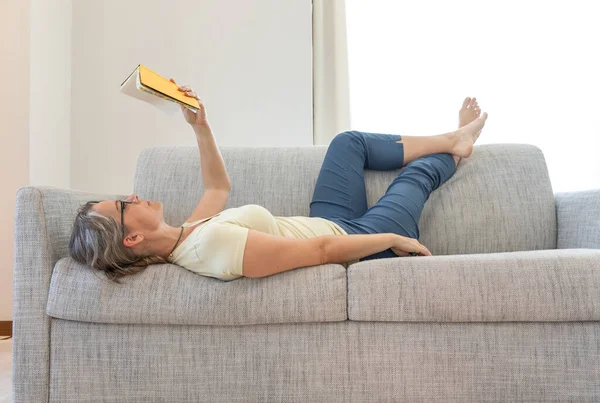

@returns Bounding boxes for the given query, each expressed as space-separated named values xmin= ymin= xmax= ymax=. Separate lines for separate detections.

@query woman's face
xmin=92 ymin=193 xmax=164 ymax=236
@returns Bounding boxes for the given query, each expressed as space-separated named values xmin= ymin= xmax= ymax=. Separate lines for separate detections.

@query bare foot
xmin=451 ymin=112 xmax=488 ymax=158
xmin=453 ymin=97 xmax=487 ymax=164
xmin=459 ymin=97 xmax=481 ymax=128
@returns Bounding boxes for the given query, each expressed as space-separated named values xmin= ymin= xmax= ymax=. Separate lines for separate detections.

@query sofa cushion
xmin=348 ymin=249 xmax=600 ymax=322
xmin=46 ymin=257 xmax=348 ymax=325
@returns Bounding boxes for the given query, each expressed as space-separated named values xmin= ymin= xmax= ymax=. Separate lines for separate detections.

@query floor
xmin=0 ymin=338 xmax=12 ymax=403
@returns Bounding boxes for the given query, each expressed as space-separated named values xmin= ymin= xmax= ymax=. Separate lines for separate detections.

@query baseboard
xmin=0 ymin=321 xmax=12 ymax=337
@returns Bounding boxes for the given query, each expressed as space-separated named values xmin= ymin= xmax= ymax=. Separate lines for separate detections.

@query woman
xmin=69 ymin=79 xmax=488 ymax=283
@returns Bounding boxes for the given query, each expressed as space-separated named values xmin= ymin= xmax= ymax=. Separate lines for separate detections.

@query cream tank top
xmin=167 ymin=204 xmax=349 ymax=281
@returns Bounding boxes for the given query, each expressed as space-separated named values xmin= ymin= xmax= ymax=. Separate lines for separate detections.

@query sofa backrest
xmin=134 ymin=144 xmax=556 ymax=255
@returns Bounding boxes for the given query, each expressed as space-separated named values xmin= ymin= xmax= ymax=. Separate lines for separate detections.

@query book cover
xmin=120 ymin=65 xmax=200 ymax=114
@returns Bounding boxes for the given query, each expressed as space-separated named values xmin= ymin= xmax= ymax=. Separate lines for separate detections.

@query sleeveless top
xmin=167 ymin=204 xmax=349 ymax=281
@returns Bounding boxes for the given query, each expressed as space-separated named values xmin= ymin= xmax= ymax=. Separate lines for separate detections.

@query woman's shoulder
xmin=221 ymin=204 xmax=273 ymax=217
xmin=235 ymin=203 xmax=268 ymax=209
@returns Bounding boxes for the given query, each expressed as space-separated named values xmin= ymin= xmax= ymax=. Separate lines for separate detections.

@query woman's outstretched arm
xmin=193 ymin=123 xmax=231 ymax=192
xmin=171 ymin=79 xmax=231 ymax=221
xmin=242 ymin=230 xmax=432 ymax=278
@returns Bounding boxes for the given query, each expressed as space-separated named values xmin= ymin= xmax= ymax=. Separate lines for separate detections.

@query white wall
xmin=71 ymin=0 xmax=313 ymax=195
xmin=1 ymin=1 xmax=30 ymax=321
xmin=29 ymin=0 xmax=72 ymax=188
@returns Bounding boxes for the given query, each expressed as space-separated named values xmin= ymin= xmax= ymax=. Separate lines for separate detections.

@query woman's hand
xmin=391 ymin=234 xmax=432 ymax=257
xmin=169 ymin=78 xmax=208 ymax=127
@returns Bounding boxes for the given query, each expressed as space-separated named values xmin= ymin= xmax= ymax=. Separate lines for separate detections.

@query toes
xmin=463 ymin=97 xmax=471 ymax=108
xmin=471 ymin=96 xmax=480 ymax=115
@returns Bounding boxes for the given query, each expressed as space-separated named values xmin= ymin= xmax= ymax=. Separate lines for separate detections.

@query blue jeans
xmin=309 ymin=130 xmax=456 ymax=261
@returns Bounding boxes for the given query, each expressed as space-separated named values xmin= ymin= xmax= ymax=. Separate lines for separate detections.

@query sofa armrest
xmin=12 ymin=186 xmax=125 ymax=403
xmin=555 ymin=189 xmax=600 ymax=249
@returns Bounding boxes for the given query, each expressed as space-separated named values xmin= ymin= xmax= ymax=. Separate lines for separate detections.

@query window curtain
xmin=312 ymin=0 xmax=351 ymax=145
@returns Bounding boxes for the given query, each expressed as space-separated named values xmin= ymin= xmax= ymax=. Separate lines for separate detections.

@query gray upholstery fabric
xmin=135 ymin=144 xmax=556 ymax=256
xmin=46 ymin=257 xmax=347 ymax=325
xmin=414 ymin=143 xmax=557 ymax=254
xmin=13 ymin=187 xmax=125 ymax=403
xmin=556 ymin=189 xmax=600 ymax=249
xmin=48 ymin=319 xmax=600 ymax=402
xmin=348 ymin=249 xmax=600 ymax=322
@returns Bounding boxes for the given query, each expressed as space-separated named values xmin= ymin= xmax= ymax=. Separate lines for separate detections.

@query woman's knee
xmin=330 ymin=130 xmax=365 ymax=148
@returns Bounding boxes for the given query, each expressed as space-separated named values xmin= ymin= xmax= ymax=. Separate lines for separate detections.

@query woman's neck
xmin=151 ymin=225 xmax=198 ymax=259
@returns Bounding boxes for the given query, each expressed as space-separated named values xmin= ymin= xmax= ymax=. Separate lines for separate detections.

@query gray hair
xmin=68 ymin=201 xmax=167 ymax=284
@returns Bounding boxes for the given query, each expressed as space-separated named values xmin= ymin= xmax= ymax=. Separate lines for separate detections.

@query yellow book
xmin=120 ymin=65 xmax=200 ymax=114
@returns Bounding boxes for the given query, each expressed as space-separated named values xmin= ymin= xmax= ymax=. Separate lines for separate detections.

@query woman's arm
xmin=181 ymin=123 xmax=231 ymax=221
xmin=242 ymin=230 xmax=431 ymax=278
xmin=170 ymin=79 xmax=232 ymax=221
xmin=193 ymin=123 xmax=231 ymax=191
xmin=320 ymin=233 xmax=430 ymax=262
xmin=171 ymin=78 xmax=231 ymax=191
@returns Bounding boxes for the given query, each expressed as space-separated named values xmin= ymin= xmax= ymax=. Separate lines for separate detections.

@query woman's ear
xmin=123 ymin=233 xmax=144 ymax=248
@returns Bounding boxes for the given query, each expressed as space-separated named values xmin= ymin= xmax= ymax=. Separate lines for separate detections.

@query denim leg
xmin=309 ymin=130 xmax=405 ymax=220
xmin=346 ymin=153 xmax=457 ymax=260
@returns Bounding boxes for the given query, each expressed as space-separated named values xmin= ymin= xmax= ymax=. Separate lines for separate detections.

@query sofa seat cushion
xmin=46 ymin=258 xmax=348 ymax=325
xmin=348 ymin=249 xmax=600 ymax=322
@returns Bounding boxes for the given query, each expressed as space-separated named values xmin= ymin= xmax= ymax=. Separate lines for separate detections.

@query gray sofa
xmin=13 ymin=143 xmax=600 ymax=402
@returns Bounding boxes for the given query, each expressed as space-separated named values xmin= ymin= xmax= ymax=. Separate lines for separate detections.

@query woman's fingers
xmin=175 ymin=85 xmax=201 ymax=102
xmin=393 ymin=237 xmax=432 ymax=257
xmin=418 ymin=243 xmax=432 ymax=256
xmin=411 ymin=239 xmax=432 ymax=256
xmin=184 ymin=91 xmax=201 ymax=101
xmin=170 ymin=78 xmax=181 ymax=89
xmin=173 ymin=84 xmax=202 ymax=102
xmin=169 ymin=79 xmax=204 ymax=105
xmin=171 ymin=79 xmax=188 ymax=93
xmin=170 ymin=79 xmax=193 ymax=93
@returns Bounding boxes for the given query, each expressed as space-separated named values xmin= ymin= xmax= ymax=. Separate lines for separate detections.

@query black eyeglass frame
xmin=119 ymin=200 xmax=134 ymax=239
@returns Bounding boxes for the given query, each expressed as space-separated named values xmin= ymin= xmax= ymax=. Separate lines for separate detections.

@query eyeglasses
xmin=119 ymin=200 xmax=134 ymax=239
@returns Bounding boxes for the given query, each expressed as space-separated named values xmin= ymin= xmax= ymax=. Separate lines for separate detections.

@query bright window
xmin=345 ymin=0 xmax=600 ymax=192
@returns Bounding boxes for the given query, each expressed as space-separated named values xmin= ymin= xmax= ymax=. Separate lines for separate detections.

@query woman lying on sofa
xmin=68 ymin=79 xmax=488 ymax=282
